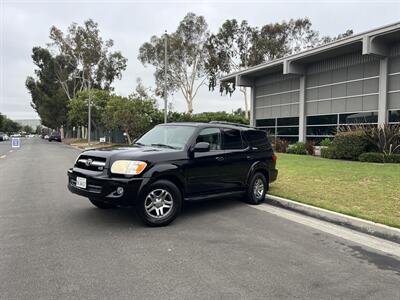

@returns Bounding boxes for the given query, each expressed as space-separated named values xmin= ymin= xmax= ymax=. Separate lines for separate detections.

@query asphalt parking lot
xmin=0 ymin=138 xmax=399 ymax=299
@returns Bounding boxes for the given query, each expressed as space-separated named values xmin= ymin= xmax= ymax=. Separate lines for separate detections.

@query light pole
xmin=164 ymin=30 xmax=168 ymax=124
xmin=87 ymin=79 xmax=92 ymax=145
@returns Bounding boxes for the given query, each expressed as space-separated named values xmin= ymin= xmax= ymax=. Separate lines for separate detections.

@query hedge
xmin=359 ymin=152 xmax=400 ymax=163
xmin=287 ymin=142 xmax=307 ymax=155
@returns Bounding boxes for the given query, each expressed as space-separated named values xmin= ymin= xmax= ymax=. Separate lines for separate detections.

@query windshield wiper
xmin=150 ymin=143 xmax=178 ymax=149
xmin=133 ymin=142 xmax=145 ymax=146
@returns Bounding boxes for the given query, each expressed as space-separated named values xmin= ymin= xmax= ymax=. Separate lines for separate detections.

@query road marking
xmin=0 ymin=155 xmax=6 ymax=159
xmin=9 ymin=150 xmax=13 ymax=153
xmin=251 ymin=204 xmax=400 ymax=258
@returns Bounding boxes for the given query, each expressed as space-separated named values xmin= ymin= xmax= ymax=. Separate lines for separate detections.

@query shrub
xmin=355 ymin=124 xmax=400 ymax=155
xmin=330 ymin=130 xmax=369 ymax=160
xmin=321 ymin=147 xmax=337 ymax=159
xmin=305 ymin=140 xmax=315 ymax=155
xmin=358 ymin=152 xmax=400 ymax=163
xmin=287 ymin=142 xmax=307 ymax=155
xmin=320 ymin=138 xmax=332 ymax=147
xmin=359 ymin=152 xmax=385 ymax=163
xmin=274 ymin=138 xmax=289 ymax=153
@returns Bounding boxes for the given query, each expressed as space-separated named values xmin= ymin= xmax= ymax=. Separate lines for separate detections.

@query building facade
xmin=221 ymin=22 xmax=400 ymax=142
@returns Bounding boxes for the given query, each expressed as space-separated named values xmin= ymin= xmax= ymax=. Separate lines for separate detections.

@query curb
xmin=265 ymin=194 xmax=400 ymax=244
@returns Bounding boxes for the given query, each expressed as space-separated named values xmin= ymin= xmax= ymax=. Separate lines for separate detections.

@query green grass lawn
xmin=269 ymin=153 xmax=400 ymax=228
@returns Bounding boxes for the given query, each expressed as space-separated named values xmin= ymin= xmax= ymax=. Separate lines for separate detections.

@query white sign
xmin=99 ymin=137 xmax=106 ymax=143
xmin=11 ymin=137 xmax=21 ymax=148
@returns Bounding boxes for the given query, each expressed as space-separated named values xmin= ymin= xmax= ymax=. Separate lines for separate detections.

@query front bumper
xmin=67 ymin=167 xmax=145 ymax=206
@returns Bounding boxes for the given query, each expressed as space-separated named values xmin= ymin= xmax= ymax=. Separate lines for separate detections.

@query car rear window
xmin=244 ymin=130 xmax=271 ymax=150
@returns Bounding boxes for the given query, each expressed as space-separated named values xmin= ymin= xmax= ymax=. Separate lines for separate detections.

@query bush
xmin=320 ymin=138 xmax=332 ymax=147
xmin=330 ymin=130 xmax=369 ymax=160
xmin=359 ymin=152 xmax=400 ymax=163
xmin=359 ymin=152 xmax=385 ymax=163
xmin=321 ymin=147 xmax=337 ymax=159
xmin=305 ymin=140 xmax=315 ymax=155
xmin=287 ymin=142 xmax=307 ymax=155
xmin=386 ymin=154 xmax=400 ymax=163
xmin=274 ymin=138 xmax=289 ymax=153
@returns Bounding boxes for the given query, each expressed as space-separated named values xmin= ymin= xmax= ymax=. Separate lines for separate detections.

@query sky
xmin=1 ymin=0 xmax=399 ymax=120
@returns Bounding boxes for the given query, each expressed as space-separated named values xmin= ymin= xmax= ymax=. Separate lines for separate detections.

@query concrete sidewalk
xmin=266 ymin=194 xmax=400 ymax=244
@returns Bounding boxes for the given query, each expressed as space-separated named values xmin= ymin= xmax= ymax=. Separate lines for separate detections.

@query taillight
xmin=272 ymin=154 xmax=277 ymax=162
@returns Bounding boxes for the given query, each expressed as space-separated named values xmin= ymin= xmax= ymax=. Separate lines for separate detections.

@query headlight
xmin=111 ymin=160 xmax=147 ymax=175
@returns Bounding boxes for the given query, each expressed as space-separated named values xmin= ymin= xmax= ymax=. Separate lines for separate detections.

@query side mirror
xmin=193 ymin=142 xmax=210 ymax=152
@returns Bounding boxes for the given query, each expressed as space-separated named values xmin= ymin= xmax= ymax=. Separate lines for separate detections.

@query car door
xmin=221 ymin=128 xmax=250 ymax=191
xmin=185 ymin=127 xmax=226 ymax=197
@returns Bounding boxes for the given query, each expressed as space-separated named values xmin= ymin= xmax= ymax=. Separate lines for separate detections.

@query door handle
xmin=216 ymin=156 xmax=224 ymax=161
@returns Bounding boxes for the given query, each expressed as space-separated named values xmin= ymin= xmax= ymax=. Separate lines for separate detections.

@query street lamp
xmin=164 ymin=30 xmax=168 ymax=124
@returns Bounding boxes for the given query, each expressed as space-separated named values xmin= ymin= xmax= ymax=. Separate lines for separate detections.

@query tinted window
xmin=389 ymin=110 xmax=400 ymax=123
xmin=222 ymin=129 xmax=243 ymax=150
xmin=196 ymin=128 xmax=221 ymax=150
xmin=256 ymin=118 xmax=275 ymax=127
xmin=277 ymin=117 xmax=299 ymax=126
xmin=339 ymin=112 xmax=378 ymax=124
xmin=307 ymin=114 xmax=337 ymax=125
xmin=245 ymin=130 xmax=270 ymax=149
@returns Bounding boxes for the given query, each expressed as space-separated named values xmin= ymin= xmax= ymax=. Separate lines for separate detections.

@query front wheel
xmin=244 ymin=172 xmax=268 ymax=205
xmin=89 ymin=198 xmax=117 ymax=209
xmin=136 ymin=180 xmax=182 ymax=227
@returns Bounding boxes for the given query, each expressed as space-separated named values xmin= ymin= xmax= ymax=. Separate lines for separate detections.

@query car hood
xmin=81 ymin=146 xmax=185 ymax=165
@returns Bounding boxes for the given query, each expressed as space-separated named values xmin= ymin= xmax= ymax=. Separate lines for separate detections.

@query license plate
xmin=76 ymin=176 xmax=87 ymax=189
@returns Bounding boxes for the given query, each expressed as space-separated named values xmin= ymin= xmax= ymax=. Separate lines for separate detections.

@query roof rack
xmin=209 ymin=121 xmax=253 ymax=128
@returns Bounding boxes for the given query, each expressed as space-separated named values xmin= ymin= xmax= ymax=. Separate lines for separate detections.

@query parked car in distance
xmin=67 ymin=122 xmax=278 ymax=226
xmin=0 ymin=132 xmax=9 ymax=141
xmin=48 ymin=132 xmax=61 ymax=142
xmin=11 ymin=133 xmax=22 ymax=138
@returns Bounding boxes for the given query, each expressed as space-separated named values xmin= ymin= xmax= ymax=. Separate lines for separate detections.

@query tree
xmin=68 ymin=89 xmax=111 ymax=137
xmin=104 ymin=96 xmax=158 ymax=144
xmin=1 ymin=117 xmax=21 ymax=134
xmin=138 ymin=13 xmax=210 ymax=114
xmin=48 ymin=19 xmax=128 ymax=100
xmin=0 ymin=113 xmax=4 ymax=131
xmin=26 ymin=47 xmax=69 ymax=129
xmin=206 ymin=18 xmax=352 ymax=118
xmin=22 ymin=125 xmax=34 ymax=134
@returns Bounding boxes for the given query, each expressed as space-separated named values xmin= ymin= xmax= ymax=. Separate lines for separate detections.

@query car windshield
xmin=135 ymin=125 xmax=196 ymax=150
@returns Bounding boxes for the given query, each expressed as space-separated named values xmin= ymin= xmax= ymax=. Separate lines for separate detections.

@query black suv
xmin=67 ymin=122 xmax=278 ymax=226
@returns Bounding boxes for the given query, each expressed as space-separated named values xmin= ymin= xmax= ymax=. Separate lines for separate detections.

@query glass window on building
xmin=277 ymin=117 xmax=299 ymax=126
xmin=389 ymin=110 xmax=400 ymax=123
xmin=306 ymin=126 xmax=337 ymax=136
xmin=256 ymin=118 xmax=275 ymax=127
xmin=339 ymin=112 xmax=378 ymax=124
xmin=307 ymin=114 xmax=337 ymax=125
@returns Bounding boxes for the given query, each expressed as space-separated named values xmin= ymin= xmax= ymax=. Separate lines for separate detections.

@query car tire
xmin=89 ymin=198 xmax=117 ymax=209
xmin=244 ymin=172 xmax=268 ymax=205
xmin=136 ymin=180 xmax=182 ymax=227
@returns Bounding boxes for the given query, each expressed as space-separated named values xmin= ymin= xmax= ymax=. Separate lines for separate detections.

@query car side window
xmin=196 ymin=128 xmax=221 ymax=150
xmin=222 ymin=128 xmax=243 ymax=150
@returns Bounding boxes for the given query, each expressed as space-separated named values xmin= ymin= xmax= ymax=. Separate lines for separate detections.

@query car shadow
xmin=68 ymin=197 xmax=246 ymax=229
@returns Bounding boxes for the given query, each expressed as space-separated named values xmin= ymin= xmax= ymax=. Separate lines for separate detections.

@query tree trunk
xmin=187 ymin=96 xmax=194 ymax=114
xmin=60 ymin=126 xmax=65 ymax=139
xmin=240 ymin=87 xmax=250 ymax=119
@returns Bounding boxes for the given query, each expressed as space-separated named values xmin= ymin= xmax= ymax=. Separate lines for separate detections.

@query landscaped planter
xmin=314 ymin=146 xmax=327 ymax=156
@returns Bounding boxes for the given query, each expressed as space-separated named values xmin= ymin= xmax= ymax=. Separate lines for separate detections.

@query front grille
xmin=70 ymin=178 xmax=102 ymax=194
xmin=75 ymin=155 xmax=107 ymax=171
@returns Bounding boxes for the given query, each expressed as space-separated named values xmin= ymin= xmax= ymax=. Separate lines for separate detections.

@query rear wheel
xmin=89 ymin=198 xmax=117 ymax=209
xmin=244 ymin=172 xmax=267 ymax=205
xmin=136 ymin=180 xmax=182 ymax=227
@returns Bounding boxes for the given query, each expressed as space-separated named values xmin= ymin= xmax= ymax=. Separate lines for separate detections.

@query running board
xmin=184 ymin=191 xmax=245 ymax=202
